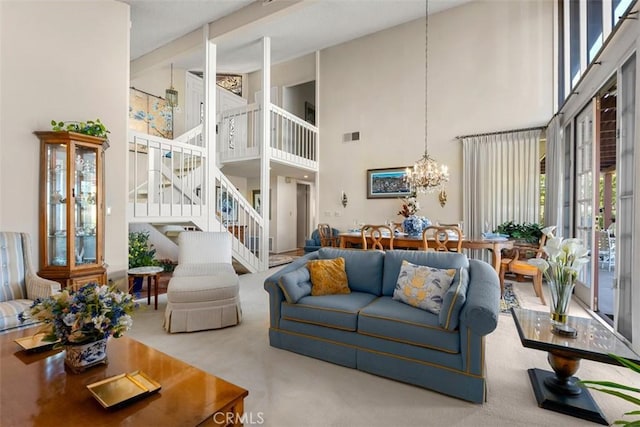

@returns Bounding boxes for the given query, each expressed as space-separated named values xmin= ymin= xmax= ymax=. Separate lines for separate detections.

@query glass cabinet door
xmin=46 ymin=143 xmax=68 ymax=267
xmin=74 ymin=145 xmax=98 ymax=265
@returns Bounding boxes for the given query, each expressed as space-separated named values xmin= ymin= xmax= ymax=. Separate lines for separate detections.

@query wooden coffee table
xmin=1 ymin=328 xmax=248 ymax=426
xmin=511 ymin=307 xmax=640 ymax=425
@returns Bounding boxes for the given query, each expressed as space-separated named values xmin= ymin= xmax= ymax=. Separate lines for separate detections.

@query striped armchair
xmin=0 ymin=232 xmax=61 ymax=331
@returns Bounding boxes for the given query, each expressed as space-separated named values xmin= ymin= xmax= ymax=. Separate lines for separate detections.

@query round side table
xmin=127 ymin=266 xmax=165 ymax=310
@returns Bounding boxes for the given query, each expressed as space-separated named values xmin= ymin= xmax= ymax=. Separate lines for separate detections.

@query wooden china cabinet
xmin=35 ymin=131 xmax=107 ymax=290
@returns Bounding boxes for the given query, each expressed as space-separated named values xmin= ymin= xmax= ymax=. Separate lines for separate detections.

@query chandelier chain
xmin=425 ymin=0 xmax=428 ymax=154
xmin=404 ymin=0 xmax=449 ymax=196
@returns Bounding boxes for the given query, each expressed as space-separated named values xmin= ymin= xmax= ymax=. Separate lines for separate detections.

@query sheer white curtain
xmin=461 ymin=129 xmax=542 ymax=243
xmin=544 ymin=116 xmax=563 ymax=231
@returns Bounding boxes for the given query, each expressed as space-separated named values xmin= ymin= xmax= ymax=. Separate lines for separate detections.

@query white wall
xmin=0 ymin=0 xmax=130 ymax=276
xmin=319 ymin=1 xmax=553 ymax=230
xmin=247 ymin=53 xmax=316 ymax=107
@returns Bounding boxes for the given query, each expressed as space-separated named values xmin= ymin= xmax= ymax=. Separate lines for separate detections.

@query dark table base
xmin=528 ymin=368 xmax=608 ymax=425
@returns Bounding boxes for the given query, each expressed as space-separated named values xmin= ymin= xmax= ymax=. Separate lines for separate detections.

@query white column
xmin=204 ymin=24 xmax=217 ymax=231
xmin=261 ymin=37 xmax=271 ymax=269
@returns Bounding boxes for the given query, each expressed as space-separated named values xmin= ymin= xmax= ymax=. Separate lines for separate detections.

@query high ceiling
xmin=122 ymin=0 xmax=474 ymax=73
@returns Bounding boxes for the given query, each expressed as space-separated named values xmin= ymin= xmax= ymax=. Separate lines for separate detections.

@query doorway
xmin=296 ymin=183 xmax=310 ymax=248
xmin=595 ymin=81 xmax=617 ymax=322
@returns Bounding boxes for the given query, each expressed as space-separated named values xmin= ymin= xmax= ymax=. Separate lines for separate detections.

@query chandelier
xmin=405 ymin=0 xmax=449 ymax=203
xmin=165 ymin=63 xmax=179 ymax=108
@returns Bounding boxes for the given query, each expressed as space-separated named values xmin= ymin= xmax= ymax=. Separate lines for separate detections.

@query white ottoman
xmin=164 ymin=270 xmax=242 ymax=333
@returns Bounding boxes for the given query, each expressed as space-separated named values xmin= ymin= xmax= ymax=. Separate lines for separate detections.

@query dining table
xmin=338 ymin=231 xmax=514 ymax=273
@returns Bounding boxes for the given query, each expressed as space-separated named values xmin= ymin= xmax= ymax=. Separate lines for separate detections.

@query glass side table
xmin=511 ymin=307 xmax=640 ymax=425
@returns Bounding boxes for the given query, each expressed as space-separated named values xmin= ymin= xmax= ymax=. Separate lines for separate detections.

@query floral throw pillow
xmin=392 ymin=260 xmax=456 ymax=314
xmin=307 ymin=257 xmax=350 ymax=296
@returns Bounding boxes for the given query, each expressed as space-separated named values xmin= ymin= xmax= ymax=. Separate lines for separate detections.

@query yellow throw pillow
xmin=307 ymin=257 xmax=350 ymax=296
xmin=392 ymin=260 xmax=456 ymax=314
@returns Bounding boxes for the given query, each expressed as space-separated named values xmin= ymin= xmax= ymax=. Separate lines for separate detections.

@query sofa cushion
xmin=439 ymin=266 xmax=469 ymax=330
xmin=392 ymin=260 xmax=456 ymax=314
xmin=382 ymin=250 xmax=469 ymax=296
xmin=278 ymin=267 xmax=312 ymax=303
xmin=358 ymin=296 xmax=460 ymax=353
xmin=318 ymin=247 xmax=384 ymax=295
xmin=307 ymin=257 xmax=350 ymax=296
xmin=281 ymin=292 xmax=377 ymax=331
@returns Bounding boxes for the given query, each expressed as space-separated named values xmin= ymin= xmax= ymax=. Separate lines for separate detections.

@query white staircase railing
xmin=270 ymin=104 xmax=318 ymax=170
xmin=218 ymin=103 xmax=318 ymax=171
xmin=128 ymin=125 xmax=265 ymax=273
xmin=129 ymin=130 xmax=206 ymax=220
xmin=213 ymin=170 xmax=266 ymax=271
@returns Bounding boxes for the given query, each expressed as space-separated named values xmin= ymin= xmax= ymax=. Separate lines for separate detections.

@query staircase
xmin=128 ymin=102 xmax=318 ymax=273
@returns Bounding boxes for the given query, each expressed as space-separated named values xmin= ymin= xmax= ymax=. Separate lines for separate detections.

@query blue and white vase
xmin=403 ymin=216 xmax=431 ymax=237
xmin=64 ymin=338 xmax=108 ymax=373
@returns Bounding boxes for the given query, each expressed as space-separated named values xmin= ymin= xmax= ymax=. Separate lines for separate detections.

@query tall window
xmin=569 ymin=0 xmax=581 ymax=86
xmin=613 ymin=0 xmax=633 ymax=27
xmin=587 ymin=0 xmax=603 ymax=62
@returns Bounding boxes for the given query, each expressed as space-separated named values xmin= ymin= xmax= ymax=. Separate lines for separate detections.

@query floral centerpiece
xmin=397 ymin=197 xmax=420 ymax=218
xmin=528 ymin=227 xmax=589 ymax=327
xmin=397 ymin=197 xmax=430 ymax=236
xmin=21 ymin=282 xmax=135 ymax=372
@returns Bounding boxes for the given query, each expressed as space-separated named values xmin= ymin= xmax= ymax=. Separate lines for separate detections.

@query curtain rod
xmin=455 ymin=125 xmax=546 ymax=140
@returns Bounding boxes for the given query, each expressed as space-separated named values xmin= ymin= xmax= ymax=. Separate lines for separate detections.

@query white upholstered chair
xmin=0 ymin=232 xmax=61 ymax=331
xmin=164 ymin=232 xmax=242 ymax=333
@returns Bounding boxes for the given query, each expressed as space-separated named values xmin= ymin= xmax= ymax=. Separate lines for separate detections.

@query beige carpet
xmin=128 ymin=270 xmax=639 ymax=427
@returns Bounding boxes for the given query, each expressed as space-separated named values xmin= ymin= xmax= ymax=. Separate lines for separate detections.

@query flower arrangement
xmin=22 ymin=283 xmax=135 ymax=345
xmin=398 ymin=197 xmax=420 ymax=218
xmin=529 ymin=227 xmax=589 ymax=323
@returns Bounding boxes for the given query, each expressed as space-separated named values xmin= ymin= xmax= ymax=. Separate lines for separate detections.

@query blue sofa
xmin=264 ymin=247 xmax=500 ymax=403
xmin=303 ymin=228 xmax=340 ymax=253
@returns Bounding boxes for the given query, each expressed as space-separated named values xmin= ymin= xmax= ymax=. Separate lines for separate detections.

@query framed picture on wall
xmin=366 ymin=167 xmax=412 ymax=199
xmin=251 ymin=189 xmax=271 ymax=219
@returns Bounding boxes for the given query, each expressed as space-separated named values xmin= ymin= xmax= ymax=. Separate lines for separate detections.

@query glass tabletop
xmin=511 ymin=307 xmax=640 ymax=365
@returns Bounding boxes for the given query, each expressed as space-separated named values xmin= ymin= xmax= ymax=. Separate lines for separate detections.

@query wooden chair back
xmin=361 ymin=225 xmax=394 ymax=250
xmin=422 ymin=226 xmax=463 ymax=252
xmin=499 ymin=226 xmax=555 ymax=305
xmin=318 ymin=224 xmax=338 ymax=247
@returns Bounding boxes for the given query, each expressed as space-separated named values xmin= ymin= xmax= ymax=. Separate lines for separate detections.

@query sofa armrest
xmin=263 ymin=252 xmax=318 ymax=328
xmin=459 ymin=259 xmax=500 ymax=336
xmin=25 ymin=272 xmax=61 ymax=300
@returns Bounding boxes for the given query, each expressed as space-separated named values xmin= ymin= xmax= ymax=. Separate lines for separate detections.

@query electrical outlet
xmin=324 ymin=211 xmax=332 ymax=217
xmin=334 ymin=211 xmax=341 ymax=217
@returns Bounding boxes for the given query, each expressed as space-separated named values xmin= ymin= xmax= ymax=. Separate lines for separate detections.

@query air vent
xmin=343 ymin=131 xmax=360 ymax=143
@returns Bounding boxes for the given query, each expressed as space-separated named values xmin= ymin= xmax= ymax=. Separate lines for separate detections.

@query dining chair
xmin=318 ymin=223 xmax=339 ymax=247
xmin=361 ymin=225 xmax=394 ymax=250
xmin=422 ymin=226 xmax=462 ymax=252
xmin=499 ymin=227 xmax=555 ymax=305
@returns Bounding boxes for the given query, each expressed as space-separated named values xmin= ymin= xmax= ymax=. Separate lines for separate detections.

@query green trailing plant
xmin=51 ymin=119 xmax=110 ymax=139
xmin=128 ymin=231 xmax=159 ymax=268
xmin=579 ymin=354 xmax=640 ymax=426
xmin=494 ymin=221 xmax=543 ymax=244
xmin=158 ymin=258 xmax=177 ymax=273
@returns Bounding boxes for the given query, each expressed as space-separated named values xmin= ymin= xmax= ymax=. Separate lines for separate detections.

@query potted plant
xmin=494 ymin=220 xmax=543 ymax=244
xmin=51 ymin=119 xmax=110 ymax=138
xmin=128 ymin=231 xmax=159 ymax=293
xmin=579 ymin=354 xmax=640 ymax=426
